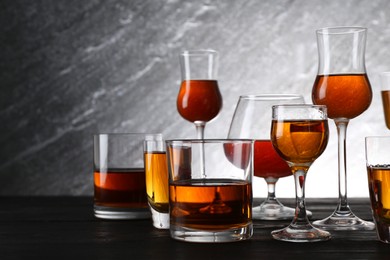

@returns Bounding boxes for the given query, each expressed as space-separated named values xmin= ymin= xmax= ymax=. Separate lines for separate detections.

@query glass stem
xmin=334 ymin=118 xmax=352 ymax=214
xmin=195 ymin=122 xmax=206 ymax=178
xmin=264 ymin=178 xmax=280 ymax=204
xmin=291 ymin=168 xmax=309 ymax=226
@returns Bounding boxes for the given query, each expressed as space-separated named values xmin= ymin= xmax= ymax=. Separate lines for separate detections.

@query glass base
xmin=170 ymin=222 xmax=253 ymax=243
xmin=271 ymin=223 xmax=331 ymax=242
xmin=313 ymin=211 xmax=375 ymax=231
xmin=252 ymin=200 xmax=312 ymax=220
xmin=94 ymin=205 xmax=151 ymax=220
xmin=150 ymin=207 xmax=169 ymax=229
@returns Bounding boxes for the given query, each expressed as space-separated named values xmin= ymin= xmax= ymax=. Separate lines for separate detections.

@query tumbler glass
xmin=166 ymin=139 xmax=253 ymax=243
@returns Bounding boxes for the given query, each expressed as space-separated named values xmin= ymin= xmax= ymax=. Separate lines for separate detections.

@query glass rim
xmin=93 ymin=133 xmax=162 ymax=137
xmin=165 ymin=139 xmax=253 ymax=144
xmin=239 ymin=94 xmax=304 ymax=100
xmin=316 ymin=26 xmax=367 ymax=35
xmin=180 ymin=49 xmax=218 ymax=56
xmin=365 ymin=136 xmax=390 ymax=140
xmin=272 ymin=104 xmax=327 ymax=109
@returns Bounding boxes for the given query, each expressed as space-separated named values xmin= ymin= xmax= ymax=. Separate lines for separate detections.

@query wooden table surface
xmin=0 ymin=197 xmax=389 ymax=259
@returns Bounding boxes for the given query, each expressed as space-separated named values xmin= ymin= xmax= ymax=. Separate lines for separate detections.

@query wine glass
xmin=270 ymin=104 xmax=331 ymax=242
xmin=311 ymin=26 xmax=375 ymax=230
xmin=228 ymin=94 xmax=309 ymax=220
xmin=177 ymin=49 xmax=223 ymax=139
xmin=177 ymin=50 xmax=223 ymax=213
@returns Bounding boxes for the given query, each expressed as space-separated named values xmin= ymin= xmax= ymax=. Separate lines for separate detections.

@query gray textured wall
xmin=1 ymin=0 xmax=389 ymax=197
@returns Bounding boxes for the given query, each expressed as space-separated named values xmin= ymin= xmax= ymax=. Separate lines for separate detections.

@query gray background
xmin=1 ymin=0 xmax=389 ymax=197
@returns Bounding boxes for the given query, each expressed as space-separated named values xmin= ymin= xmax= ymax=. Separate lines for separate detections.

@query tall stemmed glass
xmin=228 ymin=94 xmax=308 ymax=220
xmin=177 ymin=50 xmax=224 ymax=213
xmin=271 ymin=104 xmax=330 ymax=242
xmin=311 ymin=27 xmax=375 ymax=230
xmin=177 ymin=50 xmax=223 ymax=140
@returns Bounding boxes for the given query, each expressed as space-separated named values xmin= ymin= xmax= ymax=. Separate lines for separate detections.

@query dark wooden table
xmin=0 ymin=197 xmax=389 ymax=259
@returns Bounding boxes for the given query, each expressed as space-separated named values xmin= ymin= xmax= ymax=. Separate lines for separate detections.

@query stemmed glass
xmin=177 ymin=49 xmax=224 ymax=213
xmin=228 ymin=94 xmax=309 ymax=220
xmin=270 ymin=104 xmax=330 ymax=242
xmin=311 ymin=27 xmax=375 ymax=230
xmin=177 ymin=49 xmax=223 ymax=139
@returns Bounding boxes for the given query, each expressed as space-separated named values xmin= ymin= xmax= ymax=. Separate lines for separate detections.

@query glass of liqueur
xmin=166 ymin=139 xmax=253 ymax=243
xmin=365 ymin=136 xmax=390 ymax=243
xmin=93 ymin=133 xmax=150 ymax=220
xmin=380 ymin=72 xmax=390 ymax=129
xmin=144 ymin=134 xmax=169 ymax=229
xmin=177 ymin=50 xmax=222 ymax=139
xmin=311 ymin=27 xmax=375 ymax=230
xmin=228 ymin=94 xmax=308 ymax=220
xmin=270 ymin=104 xmax=330 ymax=242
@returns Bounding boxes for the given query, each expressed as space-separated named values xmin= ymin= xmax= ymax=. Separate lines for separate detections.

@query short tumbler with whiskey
xmin=166 ymin=139 xmax=253 ymax=243
xmin=93 ymin=133 xmax=150 ymax=220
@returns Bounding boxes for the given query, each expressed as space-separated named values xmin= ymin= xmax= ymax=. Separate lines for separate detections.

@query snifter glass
xmin=228 ymin=94 xmax=308 ymax=220
xmin=311 ymin=26 xmax=374 ymax=230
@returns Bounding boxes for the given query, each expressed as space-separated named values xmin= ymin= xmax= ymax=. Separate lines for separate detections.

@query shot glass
xmin=365 ymin=136 xmax=390 ymax=243
xmin=93 ymin=133 xmax=150 ymax=220
xmin=144 ymin=134 xmax=169 ymax=229
xmin=166 ymin=139 xmax=253 ymax=243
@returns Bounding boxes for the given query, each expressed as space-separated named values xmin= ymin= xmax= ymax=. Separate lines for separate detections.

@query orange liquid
xmin=312 ymin=74 xmax=372 ymax=119
xmin=94 ymin=168 xmax=148 ymax=208
xmin=271 ymin=120 xmax=328 ymax=164
xmin=381 ymin=90 xmax=390 ymax=129
xmin=177 ymin=80 xmax=222 ymax=123
xmin=367 ymin=165 xmax=390 ymax=241
xmin=169 ymin=179 xmax=252 ymax=230
xmin=144 ymin=152 xmax=169 ymax=212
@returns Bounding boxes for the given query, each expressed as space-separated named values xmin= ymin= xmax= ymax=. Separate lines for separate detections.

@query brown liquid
xmin=144 ymin=152 xmax=169 ymax=213
xmin=271 ymin=120 xmax=328 ymax=164
xmin=381 ymin=90 xmax=390 ymax=129
xmin=177 ymin=80 xmax=222 ymax=123
xmin=367 ymin=165 xmax=390 ymax=241
xmin=94 ymin=168 xmax=148 ymax=208
xmin=254 ymin=140 xmax=291 ymax=179
xmin=312 ymin=74 xmax=372 ymax=119
xmin=169 ymin=179 xmax=252 ymax=230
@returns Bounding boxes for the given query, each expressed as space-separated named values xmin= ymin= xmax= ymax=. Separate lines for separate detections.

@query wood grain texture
xmin=1 ymin=197 xmax=389 ymax=259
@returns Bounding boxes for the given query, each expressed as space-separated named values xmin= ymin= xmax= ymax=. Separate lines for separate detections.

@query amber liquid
xmin=254 ymin=140 xmax=291 ymax=179
xmin=367 ymin=165 xmax=390 ymax=241
xmin=177 ymin=80 xmax=222 ymax=123
xmin=381 ymin=90 xmax=390 ymax=129
xmin=169 ymin=179 xmax=252 ymax=230
xmin=94 ymin=168 xmax=148 ymax=208
xmin=144 ymin=152 xmax=169 ymax=213
xmin=271 ymin=120 xmax=328 ymax=164
xmin=312 ymin=74 xmax=372 ymax=119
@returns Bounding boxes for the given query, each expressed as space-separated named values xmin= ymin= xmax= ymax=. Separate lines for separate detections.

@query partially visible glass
xmin=144 ymin=134 xmax=169 ymax=229
xmin=93 ymin=133 xmax=150 ymax=220
xmin=365 ymin=136 xmax=390 ymax=243
xmin=166 ymin=139 xmax=253 ymax=243
xmin=380 ymin=72 xmax=390 ymax=129
xmin=228 ymin=94 xmax=309 ymax=220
